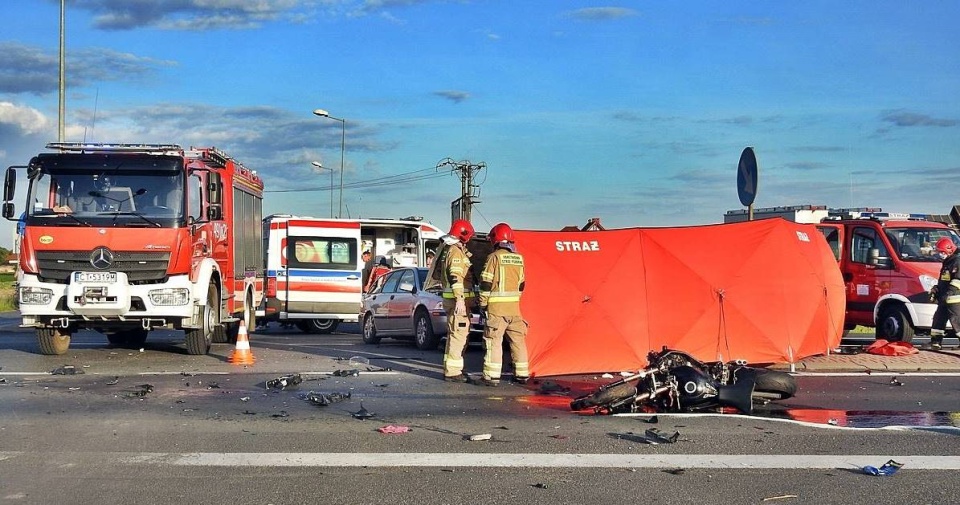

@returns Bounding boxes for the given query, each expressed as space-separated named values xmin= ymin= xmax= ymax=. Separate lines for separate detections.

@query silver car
xmin=360 ymin=267 xmax=481 ymax=350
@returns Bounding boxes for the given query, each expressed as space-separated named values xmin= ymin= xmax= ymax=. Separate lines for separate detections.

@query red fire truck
xmin=726 ymin=205 xmax=960 ymax=341
xmin=2 ymin=143 xmax=264 ymax=355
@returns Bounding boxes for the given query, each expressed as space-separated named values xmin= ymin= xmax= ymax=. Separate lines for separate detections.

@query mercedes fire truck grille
xmin=36 ymin=250 xmax=171 ymax=284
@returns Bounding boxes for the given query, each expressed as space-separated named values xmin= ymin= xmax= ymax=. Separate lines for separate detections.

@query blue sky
xmin=1 ymin=1 xmax=958 ymax=247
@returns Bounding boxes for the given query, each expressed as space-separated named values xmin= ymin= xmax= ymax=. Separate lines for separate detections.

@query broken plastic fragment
xmin=377 ymin=425 xmax=411 ymax=434
xmin=333 ymin=369 xmax=360 ymax=377
xmin=106 ymin=377 xmax=120 ymax=386
xmin=468 ymin=433 xmax=492 ymax=441
xmin=303 ymin=391 xmax=352 ymax=406
xmin=266 ymin=374 xmax=303 ymax=390
xmin=642 ymin=428 xmax=680 ymax=444
xmin=862 ymin=459 xmax=903 ymax=476
xmin=889 ymin=377 xmax=903 ymax=386
xmin=240 ymin=396 xmax=251 ymax=402
xmin=348 ymin=356 xmax=370 ymax=368
xmin=352 ymin=403 xmax=375 ymax=420
xmin=51 ymin=365 xmax=84 ymax=375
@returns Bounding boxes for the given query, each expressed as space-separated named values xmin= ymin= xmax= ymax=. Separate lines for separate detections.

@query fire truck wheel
xmin=185 ymin=289 xmax=218 ymax=355
xmin=413 ymin=309 xmax=439 ymax=350
xmin=876 ymin=305 xmax=915 ymax=343
xmin=37 ymin=328 xmax=71 ymax=355
xmin=362 ymin=314 xmax=380 ymax=344
xmin=296 ymin=319 xmax=340 ymax=334
xmin=223 ymin=293 xmax=255 ymax=344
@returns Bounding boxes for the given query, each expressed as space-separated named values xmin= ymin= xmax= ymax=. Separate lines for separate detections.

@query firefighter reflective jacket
xmin=479 ymin=247 xmax=525 ymax=317
xmin=441 ymin=242 xmax=474 ymax=301
xmin=937 ymin=251 xmax=960 ymax=304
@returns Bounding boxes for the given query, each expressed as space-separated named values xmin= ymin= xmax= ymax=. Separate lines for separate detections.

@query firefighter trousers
xmin=482 ymin=314 xmax=529 ymax=380
xmin=930 ymin=299 xmax=960 ymax=342
xmin=442 ymin=299 xmax=473 ymax=377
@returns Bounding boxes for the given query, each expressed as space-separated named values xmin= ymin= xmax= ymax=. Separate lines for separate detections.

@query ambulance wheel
xmin=570 ymin=382 xmax=638 ymax=411
xmin=107 ymin=329 xmax=148 ymax=349
xmin=414 ymin=309 xmax=439 ymax=350
xmin=297 ymin=319 xmax=339 ymax=334
xmin=185 ymin=288 xmax=217 ymax=355
xmin=876 ymin=305 xmax=915 ymax=343
xmin=362 ymin=314 xmax=380 ymax=344
xmin=37 ymin=328 xmax=71 ymax=355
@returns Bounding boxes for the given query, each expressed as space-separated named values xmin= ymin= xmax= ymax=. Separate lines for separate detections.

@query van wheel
xmin=37 ymin=328 xmax=71 ymax=355
xmin=185 ymin=288 xmax=218 ymax=355
xmin=362 ymin=314 xmax=380 ymax=344
xmin=414 ymin=309 xmax=439 ymax=350
xmin=296 ymin=319 xmax=340 ymax=334
xmin=876 ymin=305 xmax=915 ymax=343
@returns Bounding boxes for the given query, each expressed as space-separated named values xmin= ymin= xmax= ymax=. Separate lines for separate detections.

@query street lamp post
xmin=313 ymin=109 xmax=346 ymax=218
xmin=310 ymin=161 xmax=334 ymax=218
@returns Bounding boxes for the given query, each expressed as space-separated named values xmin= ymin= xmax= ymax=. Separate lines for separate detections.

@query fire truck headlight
xmin=919 ymin=275 xmax=937 ymax=293
xmin=19 ymin=287 xmax=53 ymax=305
xmin=148 ymin=288 xmax=190 ymax=306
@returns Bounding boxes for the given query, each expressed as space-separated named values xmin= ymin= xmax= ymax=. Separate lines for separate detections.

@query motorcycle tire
xmin=736 ymin=368 xmax=797 ymax=400
xmin=570 ymin=382 xmax=638 ymax=411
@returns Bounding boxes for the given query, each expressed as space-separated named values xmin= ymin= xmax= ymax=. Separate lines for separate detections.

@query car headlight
xmin=919 ymin=275 xmax=938 ymax=293
xmin=148 ymin=288 xmax=190 ymax=306
xmin=19 ymin=287 xmax=53 ymax=305
xmin=429 ymin=300 xmax=446 ymax=316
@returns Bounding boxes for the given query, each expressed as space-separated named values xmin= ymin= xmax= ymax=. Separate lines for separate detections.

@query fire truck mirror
xmin=3 ymin=167 xmax=16 ymax=202
xmin=2 ymin=202 xmax=14 ymax=220
xmin=207 ymin=205 xmax=222 ymax=221
xmin=207 ymin=172 xmax=222 ymax=205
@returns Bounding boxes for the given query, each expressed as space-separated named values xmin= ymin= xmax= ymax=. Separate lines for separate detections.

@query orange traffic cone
xmin=228 ymin=321 xmax=256 ymax=365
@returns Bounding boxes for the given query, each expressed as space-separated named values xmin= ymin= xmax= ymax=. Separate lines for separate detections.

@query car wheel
xmin=362 ymin=314 xmax=381 ymax=344
xmin=414 ymin=309 xmax=440 ymax=350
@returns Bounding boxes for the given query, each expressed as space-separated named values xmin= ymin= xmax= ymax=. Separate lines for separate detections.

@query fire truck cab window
xmin=188 ymin=174 xmax=202 ymax=221
xmin=851 ymin=227 xmax=890 ymax=266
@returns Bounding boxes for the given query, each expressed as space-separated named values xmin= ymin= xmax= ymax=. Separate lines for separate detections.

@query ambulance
xmin=259 ymin=215 xmax=445 ymax=333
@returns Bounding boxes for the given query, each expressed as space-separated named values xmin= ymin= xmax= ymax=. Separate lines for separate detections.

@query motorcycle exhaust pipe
xmin=717 ymin=379 xmax=756 ymax=415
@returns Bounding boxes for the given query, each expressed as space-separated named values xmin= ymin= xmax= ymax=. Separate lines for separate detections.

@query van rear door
xmin=282 ymin=219 xmax=363 ymax=322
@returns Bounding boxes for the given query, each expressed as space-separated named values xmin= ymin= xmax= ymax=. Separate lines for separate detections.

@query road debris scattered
xmin=51 ymin=365 xmax=83 ymax=375
xmin=333 ymin=369 xmax=360 ymax=377
xmin=862 ymin=459 xmax=904 ymax=476
xmin=106 ymin=377 xmax=120 ymax=385
xmin=303 ymin=391 xmax=352 ymax=406
xmin=889 ymin=377 xmax=903 ymax=386
xmin=123 ymin=384 xmax=154 ymax=398
xmin=468 ymin=433 xmax=492 ymax=441
xmin=662 ymin=468 xmax=685 ymax=475
xmin=762 ymin=495 xmax=799 ymax=502
xmin=377 ymin=425 xmax=411 ymax=434
xmin=271 ymin=410 xmax=290 ymax=418
xmin=266 ymin=374 xmax=303 ymax=390
xmin=352 ymin=403 xmax=375 ymax=420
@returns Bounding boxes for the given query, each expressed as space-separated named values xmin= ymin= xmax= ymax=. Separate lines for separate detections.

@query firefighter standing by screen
xmin=441 ymin=219 xmax=477 ymax=382
xmin=928 ymin=237 xmax=960 ymax=350
xmin=476 ymin=222 xmax=529 ymax=386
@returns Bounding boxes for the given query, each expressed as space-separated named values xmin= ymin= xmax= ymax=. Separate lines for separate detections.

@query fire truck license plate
xmin=75 ymin=272 xmax=117 ymax=283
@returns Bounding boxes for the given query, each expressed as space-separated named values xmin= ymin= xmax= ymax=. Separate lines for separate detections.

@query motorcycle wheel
xmin=570 ymin=382 xmax=638 ymax=411
xmin=737 ymin=368 xmax=797 ymax=400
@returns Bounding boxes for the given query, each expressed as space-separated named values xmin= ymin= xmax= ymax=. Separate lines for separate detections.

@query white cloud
xmin=0 ymin=102 xmax=49 ymax=135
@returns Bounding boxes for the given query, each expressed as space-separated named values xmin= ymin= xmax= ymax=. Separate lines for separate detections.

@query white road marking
xmin=113 ymin=452 xmax=960 ymax=469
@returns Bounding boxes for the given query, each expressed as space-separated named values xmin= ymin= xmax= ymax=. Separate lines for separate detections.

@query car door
xmin=371 ymin=271 xmax=403 ymax=333
xmin=386 ymin=269 xmax=418 ymax=336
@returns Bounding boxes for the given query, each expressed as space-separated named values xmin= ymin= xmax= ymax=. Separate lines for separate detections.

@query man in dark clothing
xmin=361 ymin=250 xmax=373 ymax=293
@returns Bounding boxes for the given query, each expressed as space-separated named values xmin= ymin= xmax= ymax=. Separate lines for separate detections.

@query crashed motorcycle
xmin=570 ymin=347 xmax=797 ymax=415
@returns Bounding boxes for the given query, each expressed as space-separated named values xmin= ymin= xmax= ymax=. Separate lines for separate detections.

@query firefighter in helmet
xmin=441 ymin=219 xmax=477 ymax=382
xmin=476 ymin=222 xmax=529 ymax=386
xmin=927 ymin=237 xmax=960 ymax=350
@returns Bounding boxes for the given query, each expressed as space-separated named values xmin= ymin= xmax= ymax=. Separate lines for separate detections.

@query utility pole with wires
xmin=437 ymin=158 xmax=486 ymax=225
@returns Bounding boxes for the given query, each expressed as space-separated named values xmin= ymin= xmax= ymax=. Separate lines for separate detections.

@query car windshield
xmin=885 ymin=227 xmax=959 ymax=262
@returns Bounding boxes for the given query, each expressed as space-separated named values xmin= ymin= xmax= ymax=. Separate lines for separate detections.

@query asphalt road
xmin=1 ymin=317 xmax=959 ymax=505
